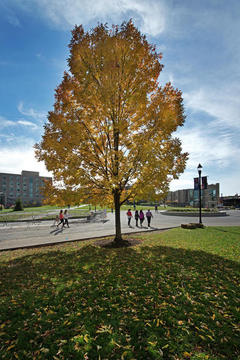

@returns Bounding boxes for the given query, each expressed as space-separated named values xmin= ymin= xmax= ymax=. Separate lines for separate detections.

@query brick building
xmin=0 ymin=170 xmax=52 ymax=207
xmin=166 ymin=183 xmax=220 ymax=208
xmin=220 ymin=195 xmax=240 ymax=208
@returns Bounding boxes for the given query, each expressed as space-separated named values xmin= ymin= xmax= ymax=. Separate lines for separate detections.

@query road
xmin=0 ymin=210 xmax=239 ymax=251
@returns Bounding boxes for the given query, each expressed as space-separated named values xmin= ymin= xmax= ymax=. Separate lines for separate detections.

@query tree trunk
xmin=114 ymin=190 xmax=122 ymax=244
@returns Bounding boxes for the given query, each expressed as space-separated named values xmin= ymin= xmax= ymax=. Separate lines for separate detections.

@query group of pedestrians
xmin=126 ymin=209 xmax=153 ymax=228
xmin=54 ymin=209 xmax=70 ymax=228
xmin=54 ymin=208 xmax=153 ymax=229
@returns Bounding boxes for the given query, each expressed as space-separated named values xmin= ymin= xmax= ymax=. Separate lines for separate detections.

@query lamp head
xmin=197 ymin=163 xmax=202 ymax=170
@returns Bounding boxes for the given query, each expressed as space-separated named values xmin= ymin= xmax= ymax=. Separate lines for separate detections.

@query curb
xmin=160 ymin=212 xmax=228 ymax=217
xmin=0 ymin=226 xmax=178 ymax=252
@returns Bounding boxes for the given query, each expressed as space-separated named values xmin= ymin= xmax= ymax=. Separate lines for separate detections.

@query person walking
xmin=63 ymin=209 xmax=69 ymax=228
xmin=126 ymin=209 xmax=133 ymax=227
xmin=53 ymin=214 xmax=59 ymax=227
xmin=146 ymin=209 xmax=153 ymax=227
xmin=139 ymin=210 xmax=145 ymax=227
xmin=57 ymin=210 xmax=64 ymax=228
xmin=135 ymin=210 xmax=139 ymax=227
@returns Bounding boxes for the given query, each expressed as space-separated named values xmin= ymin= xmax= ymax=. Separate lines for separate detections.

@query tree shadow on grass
xmin=0 ymin=243 xmax=239 ymax=359
xmin=211 ymin=226 xmax=240 ymax=236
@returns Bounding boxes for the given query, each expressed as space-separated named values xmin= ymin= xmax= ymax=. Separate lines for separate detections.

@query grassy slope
xmin=0 ymin=227 xmax=239 ymax=360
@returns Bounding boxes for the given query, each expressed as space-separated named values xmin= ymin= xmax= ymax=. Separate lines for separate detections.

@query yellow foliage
xmin=35 ymin=21 xmax=188 ymax=237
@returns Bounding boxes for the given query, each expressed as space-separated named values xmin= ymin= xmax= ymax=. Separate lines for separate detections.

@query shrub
xmin=14 ymin=199 xmax=24 ymax=211
xmin=181 ymin=223 xmax=204 ymax=229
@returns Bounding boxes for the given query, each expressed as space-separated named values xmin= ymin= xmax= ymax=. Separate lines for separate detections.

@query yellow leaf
xmin=35 ymin=22 xmax=187 ymax=225
xmin=7 ymin=344 xmax=15 ymax=351
xmin=47 ymin=309 xmax=55 ymax=315
xmin=40 ymin=348 xmax=49 ymax=353
xmin=84 ymin=334 xmax=89 ymax=343
xmin=121 ymin=351 xmax=129 ymax=359
xmin=148 ymin=341 xmax=157 ymax=346
xmin=207 ymin=335 xmax=214 ymax=341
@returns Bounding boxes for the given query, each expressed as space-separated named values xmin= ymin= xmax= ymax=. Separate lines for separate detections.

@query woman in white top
xmin=64 ymin=209 xmax=69 ymax=228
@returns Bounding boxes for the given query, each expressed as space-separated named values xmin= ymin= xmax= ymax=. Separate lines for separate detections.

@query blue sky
xmin=0 ymin=0 xmax=239 ymax=196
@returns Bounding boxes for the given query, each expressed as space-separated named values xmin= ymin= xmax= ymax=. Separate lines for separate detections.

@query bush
xmin=14 ymin=199 xmax=24 ymax=211
xmin=181 ymin=223 xmax=204 ymax=229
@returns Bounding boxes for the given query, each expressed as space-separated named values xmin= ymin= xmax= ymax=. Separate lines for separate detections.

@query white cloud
xmin=170 ymin=122 xmax=240 ymax=195
xmin=0 ymin=133 xmax=17 ymax=143
xmin=17 ymin=102 xmax=47 ymax=123
xmin=0 ymin=109 xmax=42 ymax=133
xmin=0 ymin=116 xmax=16 ymax=128
xmin=121 ymin=0 xmax=166 ymax=36
xmin=170 ymin=164 xmax=240 ymax=196
xmin=17 ymin=120 xmax=39 ymax=130
xmin=1 ymin=1 xmax=21 ymax=27
xmin=177 ymin=125 xmax=239 ymax=169
xmin=8 ymin=0 xmax=167 ymax=36
xmin=170 ymin=172 xmax=195 ymax=191
xmin=184 ymin=86 xmax=240 ymax=130
xmin=6 ymin=13 xmax=21 ymax=27
xmin=0 ymin=146 xmax=51 ymax=177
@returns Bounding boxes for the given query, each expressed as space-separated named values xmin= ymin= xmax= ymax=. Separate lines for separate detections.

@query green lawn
xmin=0 ymin=206 xmax=90 ymax=222
xmin=0 ymin=227 xmax=239 ymax=359
xmin=0 ymin=204 xmax=219 ymax=222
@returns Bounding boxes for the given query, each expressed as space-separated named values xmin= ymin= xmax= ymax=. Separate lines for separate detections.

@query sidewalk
xmin=0 ymin=210 xmax=239 ymax=251
xmin=0 ymin=211 xmax=173 ymax=251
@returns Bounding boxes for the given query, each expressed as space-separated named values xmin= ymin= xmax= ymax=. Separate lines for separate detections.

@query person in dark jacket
xmin=146 ymin=209 xmax=153 ymax=227
xmin=135 ymin=210 xmax=139 ymax=227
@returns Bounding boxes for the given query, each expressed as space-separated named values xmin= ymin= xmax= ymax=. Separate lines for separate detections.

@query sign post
xmin=197 ymin=164 xmax=202 ymax=224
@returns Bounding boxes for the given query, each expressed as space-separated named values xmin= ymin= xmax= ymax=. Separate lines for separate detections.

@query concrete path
xmin=0 ymin=210 xmax=239 ymax=251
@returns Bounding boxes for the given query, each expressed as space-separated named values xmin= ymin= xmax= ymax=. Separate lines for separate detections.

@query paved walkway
xmin=0 ymin=210 xmax=239 ymax=251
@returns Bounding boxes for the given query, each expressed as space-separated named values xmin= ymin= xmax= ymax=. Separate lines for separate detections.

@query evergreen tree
xmin=14 ymin=199 xmax=23 ymax=211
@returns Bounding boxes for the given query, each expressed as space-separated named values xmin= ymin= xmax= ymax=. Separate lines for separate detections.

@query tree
xmin=35 ymin=20 xmax=188 ymax=244
xmin=14 ymin=199 xmax=23 ymax=211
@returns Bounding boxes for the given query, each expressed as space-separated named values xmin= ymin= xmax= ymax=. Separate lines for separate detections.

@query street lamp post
xmin=197 ymin=163 xmax=202 ymax=224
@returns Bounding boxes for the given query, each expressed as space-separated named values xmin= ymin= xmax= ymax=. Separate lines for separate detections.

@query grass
xmin=164 ymin=208 xmax=217 ymax=212
xmin=0 ymin=205 xmax=61 ymax=214
xmin=0 ymin=207 xmax=90 ymax=222
xmin=0 ymin=204 xmax=219 ymax=222
xmin=120 ymin=205 xmax=218 ymax=212
xmin=0 ymin=227 xmax=240 ymax=359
